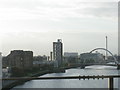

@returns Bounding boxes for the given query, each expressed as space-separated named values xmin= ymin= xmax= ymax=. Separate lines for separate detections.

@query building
xmin=2 ymin=57 xmax=9 ymax=68
xmin=80 ymin=52 xmax=105 ymax=64
xmin=53 ymin=39 xmax=63 ymax=67
xmin=64 ymin=52 xmax=78 ymax=63
xmin=33 ymin=55 xmax=48 ymax=67
xmin=64 ymin=52 xmax=78 ymax=57
xmin=7 ymin=50 xmax=33 ymax=70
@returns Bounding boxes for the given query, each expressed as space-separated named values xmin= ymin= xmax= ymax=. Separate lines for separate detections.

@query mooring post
xmin=108 ymin=77 xmax=114 ymax=90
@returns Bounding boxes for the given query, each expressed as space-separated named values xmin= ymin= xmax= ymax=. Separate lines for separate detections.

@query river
xmin=13 ymin=65 xmax=120 ymax=89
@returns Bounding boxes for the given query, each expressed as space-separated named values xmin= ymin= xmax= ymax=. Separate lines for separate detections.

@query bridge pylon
xmin=80 ymin=63 xmax=85 ymax=69
xmin=117 ymin=64 xmax=120 ymax=70
xmin=80 ymin=66 xmax=85 ymax=69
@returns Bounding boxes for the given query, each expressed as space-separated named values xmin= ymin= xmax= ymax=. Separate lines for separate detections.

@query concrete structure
xmin=7 ymin=50 xmax=33 ymax=70
xmin=53 ymin=39 xmax=63 ymax=67
xmin=80 ymin=52 xmax=105 ymax=64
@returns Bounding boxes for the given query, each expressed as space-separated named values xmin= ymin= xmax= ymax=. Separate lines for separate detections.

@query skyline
xmin=0 ymin=1 xmax=118 ymax=56
xmin=1 ymin=35 xmax=118 ymax=56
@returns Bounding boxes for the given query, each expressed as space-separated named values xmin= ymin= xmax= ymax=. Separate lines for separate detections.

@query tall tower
xmin=53 ymin=39 xmax=63 ymax=67
xmin=50 ymin=51 xmax=53 ymax=61
xmin=106 ymin=36 xmax=108 ymax=60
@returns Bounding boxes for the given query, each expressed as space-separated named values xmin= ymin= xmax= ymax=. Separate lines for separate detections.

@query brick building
xmin=7 ymin=50 xmax=33 ymax=70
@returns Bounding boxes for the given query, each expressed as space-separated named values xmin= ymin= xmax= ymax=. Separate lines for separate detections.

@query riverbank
xmin=6 ymin=65 xmax=119 ymax=89
xmin=2 ymin=70 xmax=49 ymax=89
xmin=2 ymin=65 xmax=81 ymax=90
xmin=2 ymin=68 xmax=66 ymax=90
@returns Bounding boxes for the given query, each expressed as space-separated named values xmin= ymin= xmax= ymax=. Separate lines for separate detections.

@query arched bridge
xmin=80 ymin=48 xmax=120 ymax=70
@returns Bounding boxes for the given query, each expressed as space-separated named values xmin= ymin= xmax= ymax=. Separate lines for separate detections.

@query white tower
xmin=106 ymin=36 xmax=108 ymax=60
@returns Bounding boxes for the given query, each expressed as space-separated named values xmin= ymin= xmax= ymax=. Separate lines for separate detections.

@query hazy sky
xmin=0 ymin=0 xmax=118 ymax=56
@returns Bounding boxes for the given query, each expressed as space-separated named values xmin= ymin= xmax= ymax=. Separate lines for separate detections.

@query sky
xmin=0 ymin=0 xmax=118 ymax=56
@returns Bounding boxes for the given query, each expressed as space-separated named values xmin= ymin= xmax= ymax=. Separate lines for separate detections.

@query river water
xmin=14 ymin=65 xmax=120 ymax=89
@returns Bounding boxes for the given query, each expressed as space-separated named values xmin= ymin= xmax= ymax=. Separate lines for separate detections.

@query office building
xmin=7 ymin=50 xmax=33 ymax=70
xmin=53 ymin=39 xmax=63 ymax=67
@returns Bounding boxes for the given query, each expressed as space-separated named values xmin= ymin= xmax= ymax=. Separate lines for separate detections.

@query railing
xmin=2 ymin=75 xmax=120 ymax=90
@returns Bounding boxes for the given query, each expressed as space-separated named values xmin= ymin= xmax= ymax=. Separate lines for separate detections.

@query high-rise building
xmin=53 ymin=39 xmax=63 ymax=67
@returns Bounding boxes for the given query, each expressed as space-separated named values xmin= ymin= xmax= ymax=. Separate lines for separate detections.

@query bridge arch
xmin=89 ymin=48 xmax=119 ymax=65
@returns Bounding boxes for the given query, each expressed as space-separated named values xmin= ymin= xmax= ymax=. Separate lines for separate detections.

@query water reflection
xmin=14 ymin=65 xmax=120 ymax=89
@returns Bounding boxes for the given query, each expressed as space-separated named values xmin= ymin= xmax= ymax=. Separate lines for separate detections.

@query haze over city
xmin=0 ymin=0 xmax=118 ymax=56
xmin=1 ymin=0 xmax=120 ymax=89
